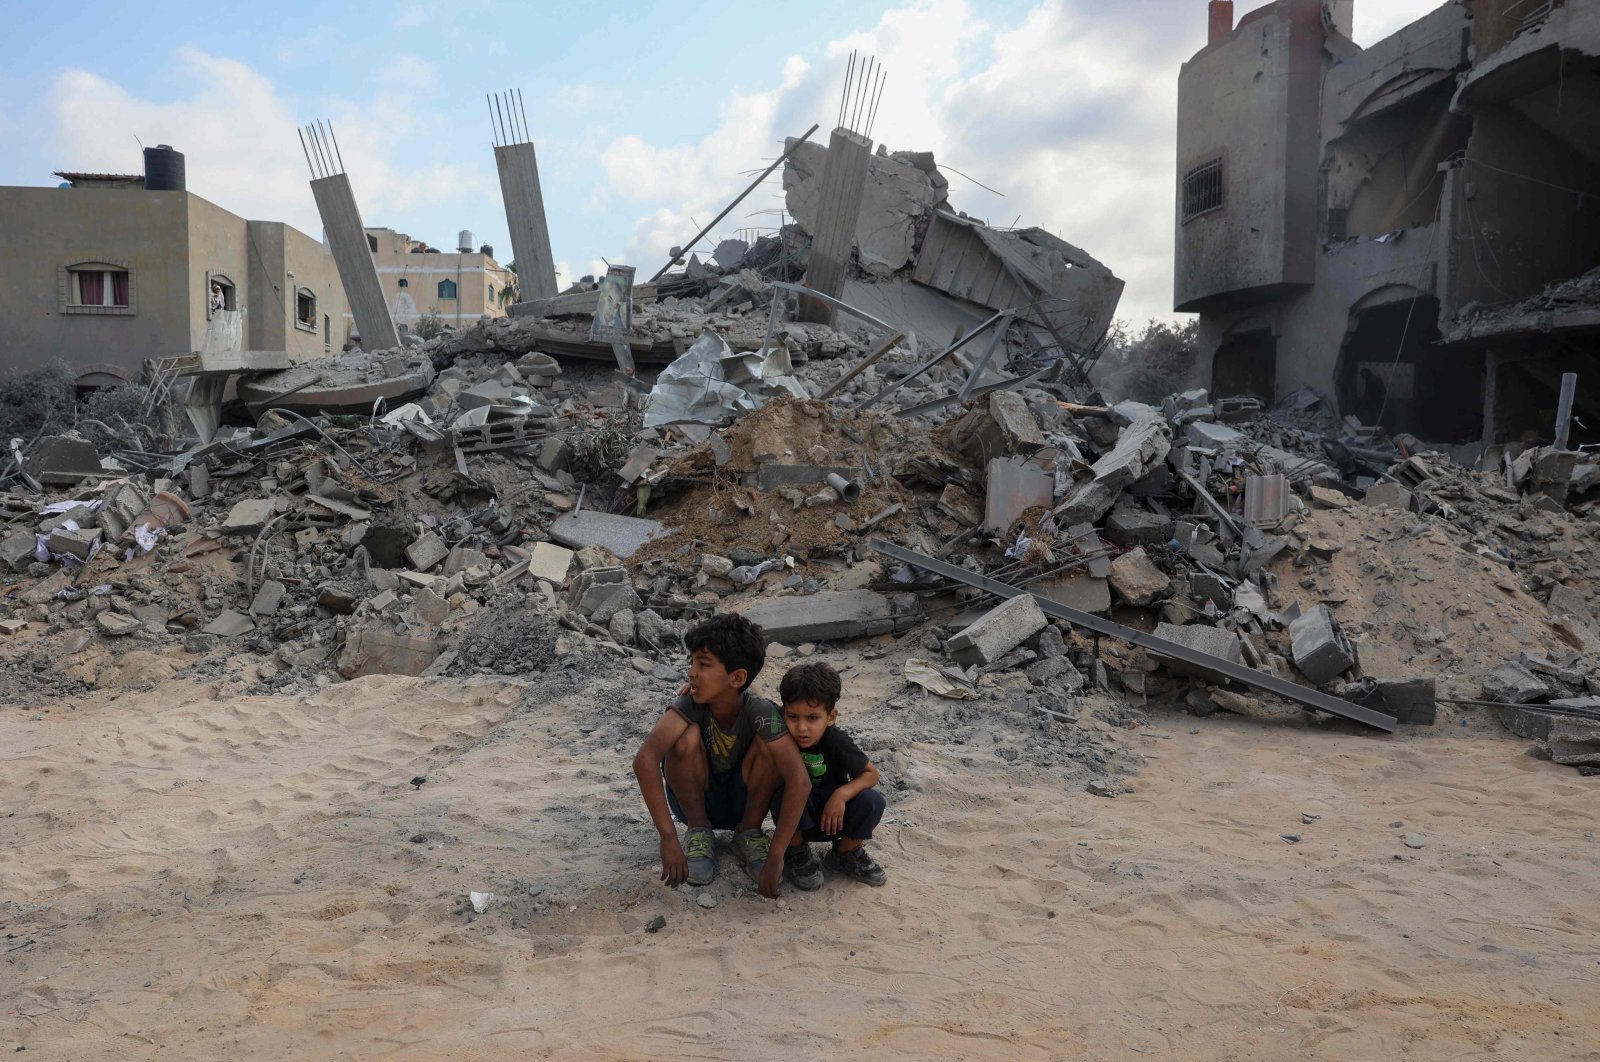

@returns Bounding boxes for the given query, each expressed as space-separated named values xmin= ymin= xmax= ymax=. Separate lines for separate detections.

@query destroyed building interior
xmin=3 ymin=2 xmax=1600 ymax=1057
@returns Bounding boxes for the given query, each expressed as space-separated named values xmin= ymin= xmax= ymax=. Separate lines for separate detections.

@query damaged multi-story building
xmin=1175 ymin=0 xmax=1600 ymax=446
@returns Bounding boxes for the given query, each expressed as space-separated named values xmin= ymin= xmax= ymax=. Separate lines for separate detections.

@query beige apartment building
xmin=0 ymin=148 xmax=347 ymax=386
xmin=361 ymin=227 xmax=513 ymax=336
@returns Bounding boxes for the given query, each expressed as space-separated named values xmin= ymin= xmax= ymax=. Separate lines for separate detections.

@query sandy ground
xmin=4 ymin=648 xmax=1600 ymax=1060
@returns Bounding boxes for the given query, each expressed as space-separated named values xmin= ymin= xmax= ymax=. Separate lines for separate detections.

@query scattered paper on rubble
xmin=642 ymin=328 xmax=807 ymax=427
xmin=904 ymin=657 xmax=977 ymax=700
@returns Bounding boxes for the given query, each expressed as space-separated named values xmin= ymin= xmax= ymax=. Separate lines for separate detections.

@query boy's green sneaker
xmin=732 ymin=828 xmax=770 ymax=881
xmin=684 ymin=827 xmax=715 ymax=886
xmin=831 ymin=846 xmax=887 ymax=887
xmin=786 ymin=843 xmax=824 ymax=891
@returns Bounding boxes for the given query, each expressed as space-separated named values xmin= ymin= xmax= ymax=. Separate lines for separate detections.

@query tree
xmin=414 ymin=309 xmax=446 ymax=341
xmin=1091 ymin=318 xmax=1200 ymax=403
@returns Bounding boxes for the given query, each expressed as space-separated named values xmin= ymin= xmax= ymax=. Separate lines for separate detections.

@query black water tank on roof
xmin=143 ymin=145 xmax=186 ymax=191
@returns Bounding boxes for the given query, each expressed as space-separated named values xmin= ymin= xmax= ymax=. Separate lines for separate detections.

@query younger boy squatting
xmin=631 ymin=615 xmax=811 ymax=899
xmin=775 ymin=661 xmax=888 ymax=889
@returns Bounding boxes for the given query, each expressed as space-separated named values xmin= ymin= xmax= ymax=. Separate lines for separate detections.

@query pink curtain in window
xmin=110 ymin=271 xmax=129 ymax=307
xmin=78 ymin=270 xmax=104 ymax=306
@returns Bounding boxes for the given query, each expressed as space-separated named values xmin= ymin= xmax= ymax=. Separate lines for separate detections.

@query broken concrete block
xmin=202 ymin=609 xmax=255 ymax=637
xmin=0 ymin=618 xmax=26 ymax=635
xmin=1108 ymin=547 xmax=1169 ymax=607
xmin=1036 ymin=573 xmax=1112 ymax=614
xmin=1288 ymin=605 xmax=1355 ymax=685
xmin=609 ymin=608 xmax=636 ymax=646
xmin=1 ymin=530 xmax=38 ymax=572
xmin=368 ymin=589 xmax=398 ymax=612
xmin=318 ymin=586 xmax=359 ymax=614
xmin=983 ymin=457 xmax=1052 ymax=533
xmin=981 ymin=392 xmax=1045 ymax=457
xmin=220 ymin=498 xmax=276 ymax=535
xmin=337 ymin=627 xmax=441 ymax=679
xmin=1150 ymin=621 xmax=1244 ymax=684
xmin=45 ymin=527 xmax=100 ymax=561
xmin=24 ymin=434 xmax=103 ymax=483
xmin=740 ymin=590 xmax=917 ymax=645
xmin=94 ymin=612 xmax=143 ymax=637
xmin=529 ymin=541 xmax=577 ymax=586
xmin=569 ymin=566 xmax=641 ymax=625
xmin=1361 ymin=482 xmax=1413 ymax=512
xmin=947 ymin=594 xmax=1048 ymax=668
xmin=1308 ymin=485 xmax=1353 ymax=509
xmin=1482 ymin=660 xmax=1551 ymax=705
xmin=1372 ymin=677 xmax=1436 ymax=726
xmin=457 ymin=379 xmax=530 ymax=411
xmin=1547 ymin=584 xmax=1596 ymax=630
xmin=1189 ymin=572 xmax=1232 ymax=608
xmin=1027 ymin=655 xmax=1084 ymax=691
xmin=536 ymin=436 xmax=571 ymax=473
xmin=406 ymin=532 xmax=448 ymax=571
xmin=444 ymin=545 xmax=489 ymax=576
xmin=1184 ymin=420 xmax=1244 ymax=450
xmin=1104 ymin=509 xmax=1169 ymax=547
xmin=1544 ymin=715 xmax=1600 ymax=766
xmin=250 ymin=579 xmax=287 ymax=617
xmin=1092 ymin=418 xmax=1172 ymax=491
xmin=1111 ymin=401 xmax=1162 ymax=427
xmin=412 ymin=587 xmax=449 ymax=625
xmin=1054 ymin=479 xmax=1120 ymax=526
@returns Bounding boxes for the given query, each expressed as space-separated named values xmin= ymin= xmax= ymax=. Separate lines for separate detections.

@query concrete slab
xmin=738 ymin=589 xmax=915 ymax=645
xmin=250 ymin=579 xmax=287 ymax=617
xmin=529 ymin=541 xmax=576 ymax=585
xmin=203 ymin=609 xmax=256 ymax=637
xmin=45 ymin=527 xmax=99 ymax=561
xmin=25 ymin=435 xmax=103 ymax=484
xmin=984 ymin=457 xmax=1052 ymax=533
xmin=1289 ymin=605 xmax=1356 ymax=684
xmin=0 ymin=531 xmax=34 ymax=572
xmin=1108 ymin=548 xmax=1170 ymax=606
xmin=406 ymin=533 xmax=448 ymax=572
xmin=548 ymin=511 xmax=669 ymax=559
xmin=1035 ymin=573 xmax=1112 ymax=614
xmin=1362 ymin=482 xmax=1414 ymax=512
xmin=220 ymin=499 xmax=276 ymax=535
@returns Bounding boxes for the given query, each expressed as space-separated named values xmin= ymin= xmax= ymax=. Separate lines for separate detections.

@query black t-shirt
xmin=800 ymin=726 xmax=870 ymax=789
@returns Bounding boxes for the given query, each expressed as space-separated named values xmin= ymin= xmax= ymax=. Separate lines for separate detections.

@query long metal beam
xmin=647 ymin=124 xmax=821 ymax=283
xmin=870 ymin=539 xmax=1397 ymax=733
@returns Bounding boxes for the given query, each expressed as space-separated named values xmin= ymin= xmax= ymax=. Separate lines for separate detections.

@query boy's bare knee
xmin=667 ymin=726 xmax=702 ymax=764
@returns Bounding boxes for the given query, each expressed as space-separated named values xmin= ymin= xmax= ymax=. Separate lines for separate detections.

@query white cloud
xmin=46 ymin=47 xmax=496 ymax=247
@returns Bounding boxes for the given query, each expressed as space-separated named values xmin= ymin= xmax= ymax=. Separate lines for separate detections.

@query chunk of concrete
xmin=94 ymin=612 xmax=143 ymax=637
xmin=220 ymin=498 xmax=276 ymax=535
xmin=1372 ymin=677 xmax=1436 ymax=726
xmin=24 ymin=435 xmax=103 ymax=484
xmin=202 ymin=609 xmax=255 ymax=637
xmin=337 ymin=627 xmax=442 ymax=679
xmin=977 ymin=392 xmax=1045 ymax=457
xmin=946 ymin=594 xmax=1048 ymax=668
xmin=1 ymin=530 xmax=38 ymax=572
xmin=529 ymin=541 xmax=576 ymax=586
xmin=1288 ymin=605 xmax=1355 ymax=685
xmin=1054 ymin=479 xmax=1121 ymax=526
xmin=45 ymin=527 xmax=100 ymax=561
xmin=1184 ymin=421 xmax=1245 ymax=450
xmin=412 ymin=587 xmax=449 ymax=625
xmin=1104 ymin=509 xmax=1169 ymax=547
xmin=1035 ymin=573 xmax=1112 ymax=614
xmin=406 ymin=532 xmax=448 ymax=571
xmin=739 ymin=589 xmax=917 ymax=645
xmin=1108 ymin=547 xmax=1169 ymax=607
xmin=1362 ymin=482 xmax=1414 ymax=512
xmin=1149 ymin=622 xmax=1244 ymax=684
xmin=568 ymin=566 xmax=641 ymax=625
xmin=250 ymin=579 xmax=287 ymax=617
xmin=1092 ymin=418 xmax=1173 ymax=491
xmin=1544 ymin=715 xmax=1600 ymax=766
xmin=1482 ymin=660 xmax=1551 ymax=705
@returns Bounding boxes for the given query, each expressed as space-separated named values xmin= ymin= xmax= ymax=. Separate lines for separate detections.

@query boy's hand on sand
xmin=660 ymin=836 xmax=689 ymax=886
xmin=758 ymin=851 xmax=783 ymax=899
xmin=821 ymin=793 xmax=848 ymax=836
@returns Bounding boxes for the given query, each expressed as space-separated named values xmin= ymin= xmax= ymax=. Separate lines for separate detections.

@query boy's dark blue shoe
xmin=831 ymin=847 xmax=887 ymax=887
xmin=684 ymin=827 xmax=715 ymax=886
xmin=786 ymin=844 xmax=824 ymax=891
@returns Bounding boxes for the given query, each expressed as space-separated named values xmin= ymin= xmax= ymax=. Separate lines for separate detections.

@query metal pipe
xmin=855 ymin=310 xmax=1007 ymax=411
xmin=826 ymin=473 xmax=861 ymax=503
xmin=1555 ymin=372 xmax=1577 ymax=449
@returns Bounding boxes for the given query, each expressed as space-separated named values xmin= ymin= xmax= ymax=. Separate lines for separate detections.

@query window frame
xmin=1181 ymin=156 xmax=1226 ymax=224
xmin=205 ymin=271 xmax=239 ymax=320
xmin=324 ymin=313 xmax=332 ymax=352
xmin=59 ymin=258 xmax=136 ymax=316
xmin=437 ymin=278 xmax=457 ymax=300
xmin=294 ymin=287 xmax=318 ymax=333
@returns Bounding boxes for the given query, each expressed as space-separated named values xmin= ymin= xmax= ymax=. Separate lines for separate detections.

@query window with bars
xmin=1182 ymin=158 xmax=1225 ymax=222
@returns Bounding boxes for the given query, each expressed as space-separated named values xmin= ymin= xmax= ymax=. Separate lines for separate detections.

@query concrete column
xmin=798 ymin=128 xmax=873 ymax=325
xmin=309 ymin=173 xmax=399 ymax=351
xmin=495 ymin=143 xmax=558 ymax=302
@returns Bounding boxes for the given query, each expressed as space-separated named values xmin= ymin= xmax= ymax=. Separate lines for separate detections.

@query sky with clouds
xmin=0 ymin=0 xmax=1445 ymax=325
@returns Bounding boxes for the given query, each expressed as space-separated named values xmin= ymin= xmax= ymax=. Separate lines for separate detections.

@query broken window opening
xmin=295 ymin=288 xmax=317 ymax=332
xmin=1182 ymin=158 xmax=1225 ymax=222
xmin=367 ymin=233 xmax=378 ymax=252
xmin=1336 ymin=295 xmax=1481 ymax=442
xmin=324 ymin=314 xmax=331 ymax=352
xmin=398 ymin=277 xmax=409 ymax=288
xmin=1211 ymin=330 xmax=1276 ymax=402
xmin=207 ymin=273 xmax=238 ymax=318
xmin=437 ymin=279 xmax=457 ymax=300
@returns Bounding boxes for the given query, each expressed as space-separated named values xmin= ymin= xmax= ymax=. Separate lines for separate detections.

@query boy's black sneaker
xmin=786 ymin=843 xmax=824 ymax=891
xmin=831 ymin=847 xmax=887 ymax=887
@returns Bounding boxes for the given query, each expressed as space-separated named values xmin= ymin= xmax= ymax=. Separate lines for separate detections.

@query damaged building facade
xmin=361 ymin=226 xmax=514 ymax=336
xmin=1176 ymin=0 xmax=1600 ymax=446
xmin=0 ymin=146 xmax=348 ymax=385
